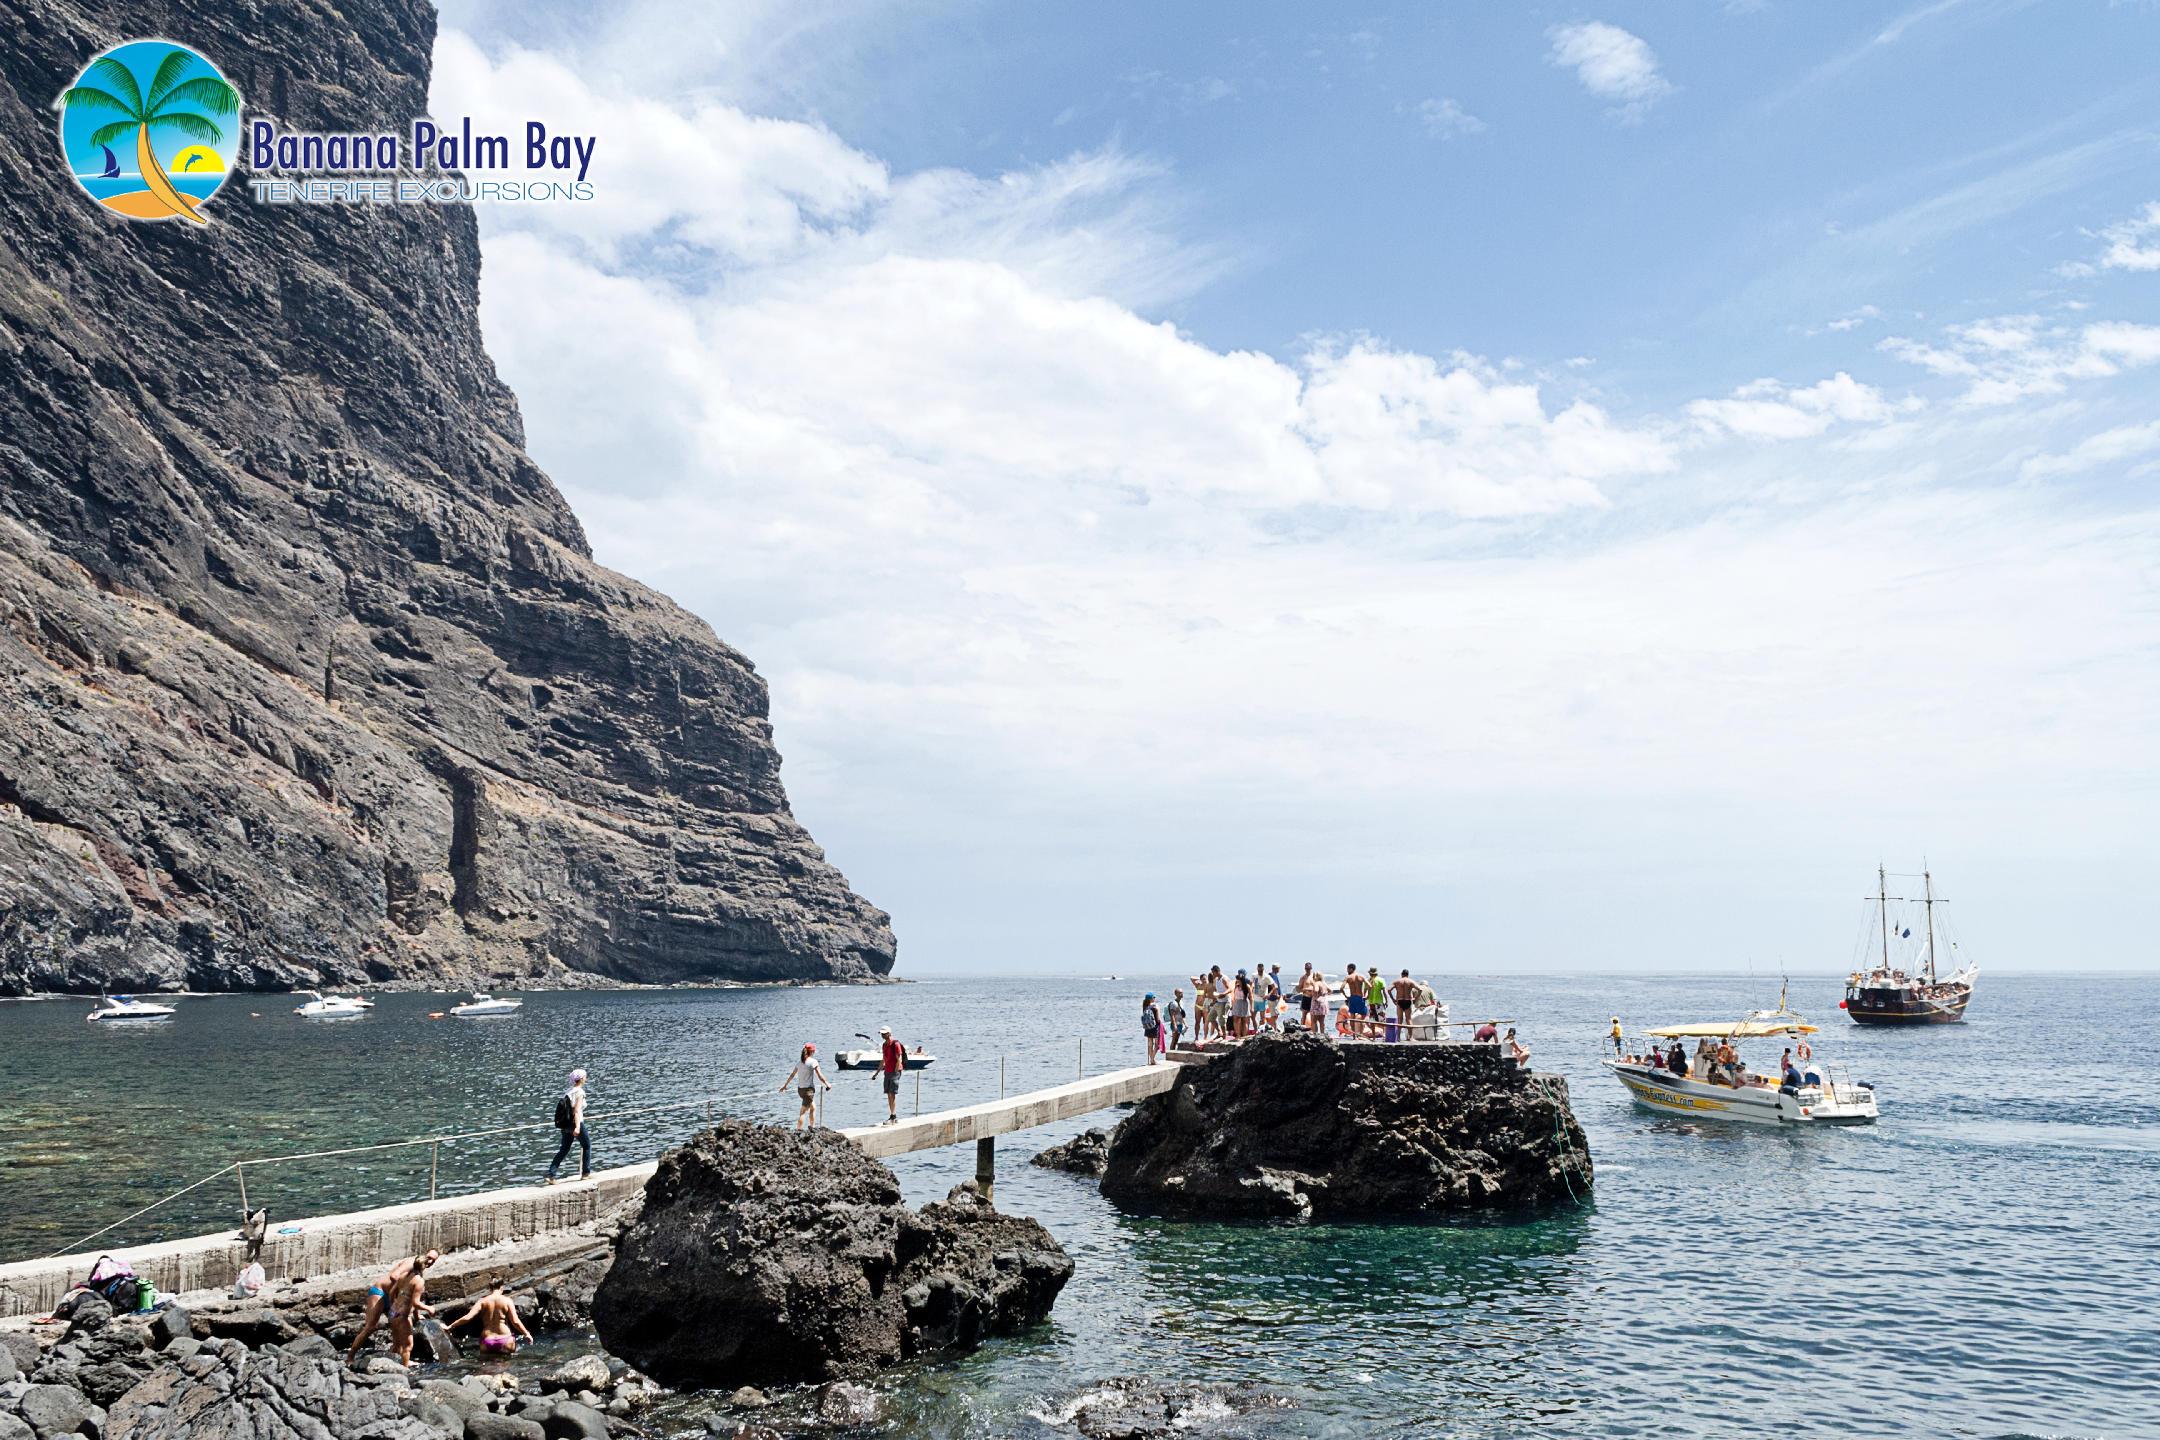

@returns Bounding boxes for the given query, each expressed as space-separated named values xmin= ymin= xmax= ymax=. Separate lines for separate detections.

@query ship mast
xmin=1921 ymin=865 xmax=1939 ymax=986
xmin=1878 ymin=863 xmax=1892 ymax=972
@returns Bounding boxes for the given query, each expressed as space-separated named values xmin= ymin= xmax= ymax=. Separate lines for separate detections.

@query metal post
xmin=235 ymin=1163 xmax=249 ymax=1218
xmin=1078 ymin=1038 xmax=1084 ymax=1079
xmin=428 ymin=1141 xmax=439 ymax=1200
xmin=914 ymin=1068 xmax=922 ymax=1116
xmin=999 ymin=1055 xmax=1006 ymax=1099
xmin=974 ymin=1137 xmax=995 ymax=1206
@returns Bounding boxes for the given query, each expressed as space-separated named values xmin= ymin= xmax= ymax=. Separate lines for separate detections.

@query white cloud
xmin=1546 ymin=22 xmax=1673 ymax=120
xmin=2020 ymin=421 xmax=2160 ymax=481
xmin=1413 ymin=97 xmax=1486 ymax=139
xmin=428 ymin=22 xmax=2160 ymax=971
xmin=1686 ymin=372 xmax=1909 ymax=440
xmin=2094 ymin=199 xmax=2160 ymax=272
xmin=1879 ymin=316 xmax=2160 ymax=406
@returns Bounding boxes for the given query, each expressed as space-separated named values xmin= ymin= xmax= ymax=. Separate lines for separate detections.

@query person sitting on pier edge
xmin=878 ymin=1025 xmax=908 ymax=1123
xmin=1504 ymin=1027 xmax=1530 ymax=1064
xmin=544 ymin=1069 xmax=590 ymax=1184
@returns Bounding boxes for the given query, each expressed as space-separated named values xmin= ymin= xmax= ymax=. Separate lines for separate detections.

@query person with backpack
xmin=877 ymin=1026 xmax=907 ymax=1125
xmin=1141 ymin=992 xmax=1164 ymax=1063
xmin=544 ymin=1069 xmax=590 ymax=1184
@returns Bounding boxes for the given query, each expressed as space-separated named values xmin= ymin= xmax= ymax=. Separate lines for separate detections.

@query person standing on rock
xmin=878 ymin=1025 xmax=906 ymax=1124
xmin=446 ymin=1278 xmax=533 ymax=1356
xmin=346 ymin=1249 xmax=438 ymax=1365
xmin=545 ymin=1069 xmax=592 ymax=1184
xmin=1343 ymin=963 xmax=1367 ymax=1036
xmin=1141 ymin=992 xmax=1165 ymax=1063
xmin=1390 ymin=970 xmax=1417 ymax=1036
xmin=782 ymin=1043 xmax=832 ymax=1129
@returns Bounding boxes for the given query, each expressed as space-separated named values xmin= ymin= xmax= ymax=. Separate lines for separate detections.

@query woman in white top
xmin=779 ymin=1043 xmax=832 ymax=1130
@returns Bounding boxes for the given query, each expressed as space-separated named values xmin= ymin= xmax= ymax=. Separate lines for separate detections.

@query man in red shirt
xmin=879 ymin=1024 xmax=905 ymax=1124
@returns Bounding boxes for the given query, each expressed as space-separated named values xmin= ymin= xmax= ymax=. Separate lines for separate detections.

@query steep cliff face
xmin=0 ymin=0 xmax=895 ymax=992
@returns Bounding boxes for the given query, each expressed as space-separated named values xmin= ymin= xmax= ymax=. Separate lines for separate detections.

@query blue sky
xmin=428 ymin=1 xmax=2160 ymax=975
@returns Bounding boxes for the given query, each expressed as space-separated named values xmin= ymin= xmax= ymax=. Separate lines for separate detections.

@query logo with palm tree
xmin=56 ymin=39 xmax=241 ymax=224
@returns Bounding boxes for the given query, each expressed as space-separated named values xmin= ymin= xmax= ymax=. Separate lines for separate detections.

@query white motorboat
xmin=87 ymin=995 xmax=177 ymax=1023
xmin=448 ymin=992 xmax=522 ymax=1017
xmin=292 ymin=990 xmax=375 ymax=1018
xmin=835 ymin=1048 xmax=937 ymax=1072
xmin=1605 ymin=1007 xmax=1879 ymax=1126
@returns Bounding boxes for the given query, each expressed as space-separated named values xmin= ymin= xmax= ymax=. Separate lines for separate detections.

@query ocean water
xmin=3 ymin=972 xmax=2155 ymax=1438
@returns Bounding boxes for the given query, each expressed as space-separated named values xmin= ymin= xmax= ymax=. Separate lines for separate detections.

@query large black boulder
xmin=1099 ymin=1031 xmax=1591 ymax=1219
xmin=591 ymin=1121 xmax=1073 ymax=1387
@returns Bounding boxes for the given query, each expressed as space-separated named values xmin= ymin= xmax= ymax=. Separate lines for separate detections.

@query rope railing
xmin=40 ymin=1084 xmax=780 ymax=1261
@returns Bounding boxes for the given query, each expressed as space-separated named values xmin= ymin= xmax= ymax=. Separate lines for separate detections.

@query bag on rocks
xmin=85 ymin=1254 xmax=147 ymax=1311
xmin=232 ymin=1262 xmax=267 ymax=1298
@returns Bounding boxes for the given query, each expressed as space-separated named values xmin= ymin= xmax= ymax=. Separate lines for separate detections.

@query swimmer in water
xmin=446 ymin=1278 xmax=532 ymax=1356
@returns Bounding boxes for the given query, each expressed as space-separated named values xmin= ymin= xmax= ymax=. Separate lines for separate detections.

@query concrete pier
xmin=0 ymin=1059 xmax=1194 ymax=1319
xmin=840 ymin=1062 xmax=1181 ymax=1159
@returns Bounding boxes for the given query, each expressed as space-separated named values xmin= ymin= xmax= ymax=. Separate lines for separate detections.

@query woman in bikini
xmin=446 ymin=1278 xmax=532 ymax=1356
xmin=346 ymin=1249 xmax=438 ymax=1365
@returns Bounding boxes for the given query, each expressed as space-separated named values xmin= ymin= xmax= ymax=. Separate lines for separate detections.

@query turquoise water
xmin=4 ymin=973 xmax=2155 ymax=1437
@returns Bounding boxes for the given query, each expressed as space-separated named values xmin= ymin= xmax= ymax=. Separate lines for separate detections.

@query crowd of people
xmin=1139 ymin=968 xmax=1528 ymax=1063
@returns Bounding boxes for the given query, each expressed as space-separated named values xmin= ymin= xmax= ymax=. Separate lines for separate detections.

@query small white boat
xmin=292 ymin=990 xmax=375 ymax=1018
xmin=448 ymin=992 xmax=522 ymax=1017
xmin=88 ymin=995 xmax=177 ymax=1024
xmin=1606 ymin=1008 xmax=1879 ymax=1126
xmin=835 ymin=1048 xmax=936 ymax=1071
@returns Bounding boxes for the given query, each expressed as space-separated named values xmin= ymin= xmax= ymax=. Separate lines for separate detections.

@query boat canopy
xmin=1646 ymin=1019 xmax=1819 ymax=1038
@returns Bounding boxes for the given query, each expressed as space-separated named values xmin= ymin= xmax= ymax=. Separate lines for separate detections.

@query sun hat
xmin=879 ymin=1025 xmax=892 ymax=1035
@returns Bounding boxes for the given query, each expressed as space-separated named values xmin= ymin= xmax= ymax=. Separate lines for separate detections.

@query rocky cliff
xmin=0 ymin=0 xmax=895 ymax=992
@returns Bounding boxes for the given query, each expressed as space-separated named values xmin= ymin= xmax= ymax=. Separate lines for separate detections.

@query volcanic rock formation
xmin=591 ymin=1121 xmax=1074 ymax=1387
xmin=0 ymin=0 xmax=893 ymax=993
xmin=1099 ymin=1032 xmax=1592 ymax=1218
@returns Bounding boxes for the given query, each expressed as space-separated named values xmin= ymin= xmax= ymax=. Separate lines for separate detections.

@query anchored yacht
xmin=87 ymin=995 xmax=177 ymax=1023
xmin=293 ymin=990 xmax=375 ymax=1018
xmin=449 ymin=992 xmax=522 ymax=1017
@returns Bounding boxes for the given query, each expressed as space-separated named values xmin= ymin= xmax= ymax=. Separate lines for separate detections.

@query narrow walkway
xmin=843 ymin=1061 xmax=1181 ymax=1158
xmin=0 ymin=1058 xmax=1200 ymax=1319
